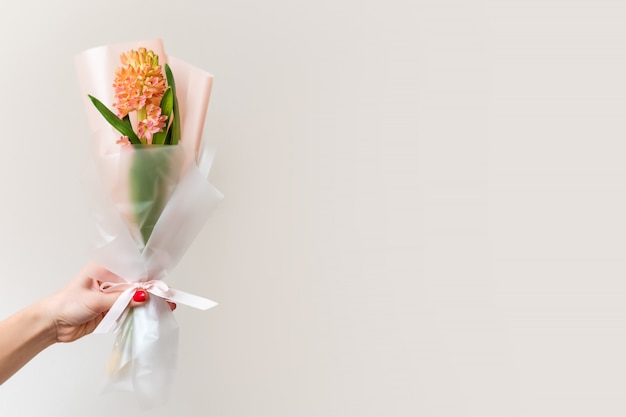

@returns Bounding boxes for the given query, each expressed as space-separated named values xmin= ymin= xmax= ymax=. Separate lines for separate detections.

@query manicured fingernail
xmin=133 ymin=290 xmax=147 ymax=302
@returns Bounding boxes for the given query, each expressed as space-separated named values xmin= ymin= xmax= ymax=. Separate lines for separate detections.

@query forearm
xmin=0 ymin=301 xmax=56 ymax=384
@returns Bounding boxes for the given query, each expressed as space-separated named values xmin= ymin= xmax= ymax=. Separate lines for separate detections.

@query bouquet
xmin=75 ymin=39 xmax=222 ymax=405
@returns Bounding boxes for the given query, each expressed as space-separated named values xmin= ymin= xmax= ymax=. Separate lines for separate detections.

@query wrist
xmin=27 ymin=298 xmax=60 ymax=347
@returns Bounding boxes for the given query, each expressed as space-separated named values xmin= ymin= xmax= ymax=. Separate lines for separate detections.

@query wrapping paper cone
xmin=75 ymin=39 xmax=222 ymax=406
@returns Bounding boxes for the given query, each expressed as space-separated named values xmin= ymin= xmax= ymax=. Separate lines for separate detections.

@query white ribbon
xmin=94 ymin=279 xmax=218 ymax=334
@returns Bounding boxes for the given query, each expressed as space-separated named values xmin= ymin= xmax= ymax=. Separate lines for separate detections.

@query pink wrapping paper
xmin=75 ymin=39 xmax=222 ymax=406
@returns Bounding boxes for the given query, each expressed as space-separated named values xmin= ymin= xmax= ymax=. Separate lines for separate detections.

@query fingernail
xmin=133 ymin=290 xmax=147 ymax=302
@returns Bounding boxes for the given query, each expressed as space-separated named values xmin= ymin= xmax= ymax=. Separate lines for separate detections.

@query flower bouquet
xmin=75 ymin=39 xmax=222 ymax=405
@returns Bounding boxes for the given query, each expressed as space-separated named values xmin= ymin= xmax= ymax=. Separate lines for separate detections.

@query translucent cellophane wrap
xmin=75 ymin=39 xmax=222 ymax=406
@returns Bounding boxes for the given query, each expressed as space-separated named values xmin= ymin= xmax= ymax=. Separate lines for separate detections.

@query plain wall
xmin=1 ymin=0 xmax=626 ymax=416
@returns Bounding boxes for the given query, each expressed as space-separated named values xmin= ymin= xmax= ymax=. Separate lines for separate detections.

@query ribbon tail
xmin=94 ymin=288 xmax=135 ymax=334
xmin=167 ymin=288 xmax=218 ymax=310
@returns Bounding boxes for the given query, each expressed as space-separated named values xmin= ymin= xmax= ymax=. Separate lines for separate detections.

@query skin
xmin=0 ymin=264 xmax=175 ymax=385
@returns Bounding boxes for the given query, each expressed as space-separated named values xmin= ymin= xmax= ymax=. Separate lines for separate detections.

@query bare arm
xmin=0 ymin=299 xmax=57 ymax=384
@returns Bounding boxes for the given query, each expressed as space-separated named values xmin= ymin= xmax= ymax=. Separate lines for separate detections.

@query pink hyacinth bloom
xmin=112 ymin=48 xmax=167 ymax=118
xmin=137 ymin=104 xmax=168 ymax=144
xmin=116 ymin=136 xmax=131 ymax=146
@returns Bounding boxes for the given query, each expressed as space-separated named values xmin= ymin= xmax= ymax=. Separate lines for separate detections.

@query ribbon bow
xmin=94 ymin=279 xmax=218 ymax=334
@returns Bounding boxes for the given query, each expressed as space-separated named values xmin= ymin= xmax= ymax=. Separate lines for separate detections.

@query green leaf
xmin=88 ymin=95 xmax=140 ymax=144
xmin=152 ymin=87 xmax=174 ymax=145
xmin=122 ymin=114 xmax=133 ymax=129
xmin=152 ymin=132 xmax=166 ymax=145
xmin=164 ymin=64 xmax=181 ymax=145
xmin=164 ymin=125 xmax=173 ymax=145
xmin=161 ymin=87 xmax=174 ymax=118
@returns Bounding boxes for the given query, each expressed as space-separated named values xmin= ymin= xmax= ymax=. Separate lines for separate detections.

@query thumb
xmin=86 ymin=289 xmax=128 ymax=314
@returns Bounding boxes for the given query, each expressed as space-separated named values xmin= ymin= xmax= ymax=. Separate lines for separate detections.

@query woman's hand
xmin=0 ymin=263 xmax=177 ymax=384
xmin=42 ymin=264 xmax=175 ymax=343
xmin=41 ymin=264 xmax=133 ymax=343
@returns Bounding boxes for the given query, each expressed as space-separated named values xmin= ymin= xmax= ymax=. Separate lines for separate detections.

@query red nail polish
xmin=133 ymin=290 xmax=147 ymax=302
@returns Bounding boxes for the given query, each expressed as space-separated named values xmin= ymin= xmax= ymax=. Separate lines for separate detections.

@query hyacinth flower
xmin=76 ymin=40 xmax=222 ymax=406
xmin=89 ymin=47 xmax=182 ymax=246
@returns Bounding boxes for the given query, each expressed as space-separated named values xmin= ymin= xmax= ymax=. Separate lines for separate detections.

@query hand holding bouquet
xmin=75 ymin=40 xmax=222 ymax=406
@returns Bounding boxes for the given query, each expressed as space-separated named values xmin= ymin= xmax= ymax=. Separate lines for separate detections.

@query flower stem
xmin=137 ymin=107 xmax=147 ymax=122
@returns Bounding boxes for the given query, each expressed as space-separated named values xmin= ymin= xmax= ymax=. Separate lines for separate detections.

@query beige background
xmin=1 ymin=0 xmax=625 ymax=416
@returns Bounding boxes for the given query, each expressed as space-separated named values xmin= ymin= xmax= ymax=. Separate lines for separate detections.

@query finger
xmin=72 ymin=264 xmax=123 ymax=291
xmin=88 ymin=266 xmax=123 ymax=286
xmin=128 ymin=295 xmax=176 ymax=311
xmin=85 ymin=290 xmax=125 ymax=314
xmin=129 ymin=290 xmax=148 ymax=307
